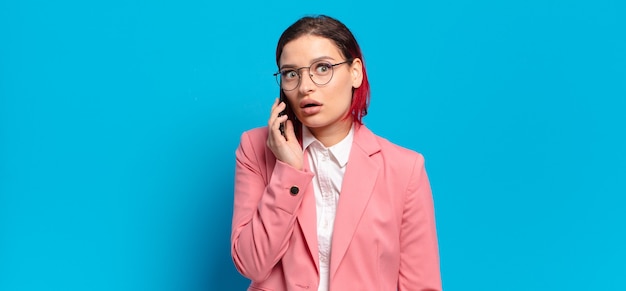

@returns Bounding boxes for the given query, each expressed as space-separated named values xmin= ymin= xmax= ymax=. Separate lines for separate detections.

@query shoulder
xmin=378 ymin=135 xmax=424 ymax=163
xmin=362 ymin=127 xmax=430 ymax=194
xmin=357 ymin=125 xmax=425 ymax=165
xmin=236 ymin=126 xmax=270 ymax=162
xmin=241 ymin=126 xmax=269 ymax=141
xmin=238 ymin=126 xmax=268 ymax=148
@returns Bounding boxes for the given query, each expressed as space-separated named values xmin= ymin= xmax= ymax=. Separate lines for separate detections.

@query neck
xmin=308 ymin=118 xmax=353 ymax=147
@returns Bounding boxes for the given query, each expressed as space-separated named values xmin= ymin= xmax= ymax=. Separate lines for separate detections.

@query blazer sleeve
xmin=231 ymin=130 xmax=314 ymax=282
xmin=398 ymin=154 xmax=442 ymax=291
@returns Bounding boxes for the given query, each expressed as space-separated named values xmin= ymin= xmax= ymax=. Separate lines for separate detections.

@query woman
xmin=231 ymin=15 xmax=441 ymax=291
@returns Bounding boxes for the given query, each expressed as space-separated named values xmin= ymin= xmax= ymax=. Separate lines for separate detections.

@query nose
xmin=298 ymin=69 xmax=315 ymax=94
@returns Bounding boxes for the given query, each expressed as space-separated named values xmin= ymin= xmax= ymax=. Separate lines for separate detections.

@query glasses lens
xmin=310 ymin=61 xmax=333 ymax=86
xmin=278 ymin=69 xmax=299 ymax=91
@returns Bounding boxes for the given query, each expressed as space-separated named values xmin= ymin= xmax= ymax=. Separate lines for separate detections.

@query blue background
xmin=1 ymin=0 xmax=624 ymax=290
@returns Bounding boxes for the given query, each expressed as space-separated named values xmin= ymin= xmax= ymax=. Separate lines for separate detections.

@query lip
xmin=299 ymin=99 xmax=322 ymax=108
xmin=299 ymin=99 xmax=323 ymax=115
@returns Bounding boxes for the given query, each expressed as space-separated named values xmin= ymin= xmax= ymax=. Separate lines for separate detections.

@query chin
xmin=304 ymin=119 xmax=348 ymax=130
xmin=297 ymin=112 xmax=350 ymax=129
xmin=301 ymin=121 xmax=328 ymax=129
xmin=299 ymin=119 xmax=327 ymax=129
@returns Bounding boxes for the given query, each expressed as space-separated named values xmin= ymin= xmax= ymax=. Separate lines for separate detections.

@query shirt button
xmin=289 ymin=186 xmax=299 ymax=196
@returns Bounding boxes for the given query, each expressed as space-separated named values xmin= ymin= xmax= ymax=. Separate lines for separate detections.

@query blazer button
xmin=289 ymin=186 xmax=299 ymax=196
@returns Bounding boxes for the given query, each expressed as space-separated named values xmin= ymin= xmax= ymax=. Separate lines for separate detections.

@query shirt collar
xmin=302 ymin=124 xmax=354 ymax=168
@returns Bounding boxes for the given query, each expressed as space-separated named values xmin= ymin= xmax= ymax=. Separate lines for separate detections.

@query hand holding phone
xmin=278 ymin=96 xmax=286 ymax=137
xmin=267 ymin=97 xmax=303 ymax=170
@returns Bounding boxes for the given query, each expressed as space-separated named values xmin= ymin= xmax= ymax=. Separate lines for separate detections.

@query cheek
xmin=336 ymin=79 xmax=355 ymax=103
xmin=283 ymin=92 xmax=300 ymax=112
xmin=336 ymin=73 xmax=355 ymax=94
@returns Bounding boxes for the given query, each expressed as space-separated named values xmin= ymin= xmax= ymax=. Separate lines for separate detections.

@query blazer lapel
xmin=329 ymin=125 xmax=381 ymax=277
xmin=297 ymin=151 xmax=320 ymax=272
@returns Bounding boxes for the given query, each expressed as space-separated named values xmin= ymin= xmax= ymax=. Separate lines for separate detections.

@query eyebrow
xmin=279 ymin=56 xmax=337 ymax=70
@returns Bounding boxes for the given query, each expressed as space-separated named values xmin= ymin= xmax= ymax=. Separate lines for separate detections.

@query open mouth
xmin=299 ymin=99 xmax=322 ymax=111
xmin=300 ymin=100 xmax=322 ymax=108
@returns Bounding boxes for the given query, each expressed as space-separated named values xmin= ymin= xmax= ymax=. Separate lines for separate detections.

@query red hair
xmin=275 ymin=15 xmax=370 ymax=135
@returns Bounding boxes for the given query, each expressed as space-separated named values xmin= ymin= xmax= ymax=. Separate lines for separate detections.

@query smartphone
xmin=279 ymin=96 xmax=286 ymax=137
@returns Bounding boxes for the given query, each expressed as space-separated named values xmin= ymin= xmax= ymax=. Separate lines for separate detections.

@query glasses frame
xmin=273 ymin=59 xmax=353 ymax=91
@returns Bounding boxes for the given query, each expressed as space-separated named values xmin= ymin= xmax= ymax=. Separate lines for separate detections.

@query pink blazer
xmin=231 ymin=124 xmax=441 ymax=291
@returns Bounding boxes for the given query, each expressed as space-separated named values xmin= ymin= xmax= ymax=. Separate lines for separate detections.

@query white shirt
xmin=302 ymin=125 xmax=354 ymax=291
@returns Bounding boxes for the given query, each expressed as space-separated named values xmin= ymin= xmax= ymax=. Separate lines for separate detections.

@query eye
xmin=314 ymin=62 xmax=332 ymax=75
xmin=282 ymin=70 xmax=298 ymax=80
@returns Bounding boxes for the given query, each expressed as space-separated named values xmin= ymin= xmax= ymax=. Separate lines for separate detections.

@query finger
xmin=269 ymin=101 xmax=286 ymax=120
xmin=276 ymin=115 xmax=289 ymax=133
xmin=284 ymin=119 xmax=297 ymax=142
xmin=268 ymin=99 xmax=285 ymax=127
xmin=269 ymin=99 xmax=277 ymax=119
xmin=270 ymin=98 xmax=279 ymax=113
xmin=271 ymin=98 xmax=287 ymax=113
xmin=269 ymin=115 xmax=289 ymax=139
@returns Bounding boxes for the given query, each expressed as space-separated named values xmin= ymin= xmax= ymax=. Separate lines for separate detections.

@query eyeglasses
xmin=273 ymin=59 xmax=352 ymax=91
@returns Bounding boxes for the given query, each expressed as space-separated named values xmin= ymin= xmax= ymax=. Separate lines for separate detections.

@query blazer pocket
xmin=248 ymin=285 xmax=274 ymax=291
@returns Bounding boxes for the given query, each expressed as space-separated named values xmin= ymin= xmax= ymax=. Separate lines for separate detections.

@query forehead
xmin=279 ymin=35 xmax=343 ymax=66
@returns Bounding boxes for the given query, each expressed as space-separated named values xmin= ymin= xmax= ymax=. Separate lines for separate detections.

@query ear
xmin=350 ymin=58 xmax=364 ymax=88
